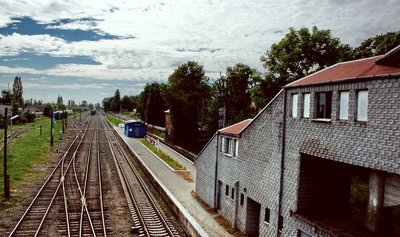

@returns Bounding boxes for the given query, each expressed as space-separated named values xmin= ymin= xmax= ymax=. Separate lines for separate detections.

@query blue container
xmin=124 ymin=120 xmax=146 ymax=138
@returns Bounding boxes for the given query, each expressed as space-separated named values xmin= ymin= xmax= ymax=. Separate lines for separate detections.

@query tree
xmin=224 ymin=64 xmax=253 ymax=125
xmin=166 ymin=61 xmax=210 ymax=151
xmin=111 ymin=89 xmax=121 ymax=113
xmin=260 ymin=26 xmax=351 ymax=102
xmin=121 ymin=95 xmax=134 ymax=112
xmin=102 ymin=97 xmax=112 ymax=112
xmin=57 ymin=95 xmax=63 ymax=105
xmin=141 ymin=82 xmax=167 ymax=126
xmin=12 ymin=76 xmax=23 ymax=114
xmin=353 ymin=31 xmax=400 ymax=59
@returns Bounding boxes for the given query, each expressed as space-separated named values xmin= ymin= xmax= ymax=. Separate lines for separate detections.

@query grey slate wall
xmin=194 ymin=77 xmax=400 ymax=237
xmin=194 ymin=134 xmax=218 ymax=208
xmin=282 ymin=77 xmax=400 ymax=236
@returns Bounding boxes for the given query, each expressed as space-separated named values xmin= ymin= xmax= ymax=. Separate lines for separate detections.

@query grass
xmin=106 ymin=115 xmax=123 ymax=126
xmin=191 ymin=191 xmax=245 ymax=236
xmin=0 ymin=117 xmax=65 ymax=198
xmin=140 ymin=139 xmax=184 ymax=170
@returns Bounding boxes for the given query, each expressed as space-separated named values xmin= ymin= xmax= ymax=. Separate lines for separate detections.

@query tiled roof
xmin=286 ymin=47 xmax=400 ymax=87
xmin=219 ymin=119 xmax=252 ymax=136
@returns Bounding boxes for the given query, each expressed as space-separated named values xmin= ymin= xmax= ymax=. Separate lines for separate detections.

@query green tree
xmin=102 ymin=97 xmax=112 ymax=112
xmin=224 ymin=64 xmax=253 ymax=125
xmin=353 ymin=31 xmax=400 ymax=59
xmin=141 ymin=82 xmax=167 ymax=126
xmin=166 ymin=61 xmax=210 ymax=151
xmin=260 ymin=26 xmax=351 ymax=102
xmin=111 ymin=89 xmax=121 ymax=113
xmin=121 ymin=95 xmax=134 ymax=112
xmin=12 ymin=76 xmax=24 ymax=114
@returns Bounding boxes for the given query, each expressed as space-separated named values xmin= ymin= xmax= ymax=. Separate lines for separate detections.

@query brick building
xmin=195 ymin=46 xmax=400 ymax=236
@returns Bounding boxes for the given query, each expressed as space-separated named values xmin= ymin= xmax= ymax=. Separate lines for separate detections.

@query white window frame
xmin=233 ymin=139 xmax=239 ymax=157
xmin=357 ymin=90 xmax=368 ymax=121
xmin=303 ymin=93 xmax=310 ymax=118
xmin=339 ymin=91 xmax=349 ymax=120
xmin=291 ymin=94 xmax=298 ymax=118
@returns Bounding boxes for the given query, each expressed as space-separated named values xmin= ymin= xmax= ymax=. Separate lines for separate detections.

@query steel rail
xmin=102 ymin=116 xmax=176 ymax=237
xmin=8 ymin=117 xmax=89 ymax=236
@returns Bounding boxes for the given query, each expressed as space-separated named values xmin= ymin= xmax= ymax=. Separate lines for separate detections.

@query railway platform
xmin=114 ymin=127 xmax=232 ymax=237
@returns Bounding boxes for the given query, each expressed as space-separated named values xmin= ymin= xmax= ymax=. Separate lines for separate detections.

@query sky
xmin=0 ymin=0 xmax=399 ymax=105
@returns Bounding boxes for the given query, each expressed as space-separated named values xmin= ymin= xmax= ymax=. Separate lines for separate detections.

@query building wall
xmin=195 ymin=77 xmax=400 ymax=237
xmin=194 ymin=135 xmax=218 ymax=208
xmin=282 ymin=77 xmax=400 ymax=236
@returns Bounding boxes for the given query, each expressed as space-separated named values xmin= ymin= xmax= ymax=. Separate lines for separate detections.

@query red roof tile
xmin=286 ymin=55 xmax=400 ymax=87
xmin=219 ymin=119 xmax=252 ymax=136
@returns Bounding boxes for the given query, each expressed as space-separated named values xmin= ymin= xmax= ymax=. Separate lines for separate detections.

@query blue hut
xmin=124 ymin=120 xmax=146 ymax=138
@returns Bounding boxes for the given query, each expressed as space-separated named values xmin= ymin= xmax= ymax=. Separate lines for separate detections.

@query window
xmin=233 ymin=139 xmax=238 ymax=157
xmin=225 ymin=184 xmax=229 ymax=196
xmin=303 ymin=93 xmax=310 ymax=118
xmin=223 ymin=137 xmax=232 ymax=155
xmin=291 ymin=94 xmax=298 ymax=118
xmin=264 ymin=208 xmax=270 ymax=224
xmin=240 ymin=193 xmax=244 ymax=206
xmin=278 ymin=215 xmax=283 ymax=235
xmin=231 ymin=187 xmax=235 ymax=199
xmin=220 ymin=137 xmax=224 ymax=152
xmin=315 ymin=92 xmax=332 ymax=119
xmin=339 ymin=91 xmax=349 ymax=120
xmin=297 ymin=230 xmax=312 ymax=237
xmin=357 ymin=90 xmax=368 ymax=121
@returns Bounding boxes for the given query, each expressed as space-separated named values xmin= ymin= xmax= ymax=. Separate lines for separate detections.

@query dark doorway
xmin=216 ymin=180 xmax=222 ymax=210
xmin=246 ymin=197 xmax=261 ymax=237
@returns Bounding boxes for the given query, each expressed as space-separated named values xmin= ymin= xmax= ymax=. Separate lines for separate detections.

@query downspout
xmin=277 ymin=88 xmax=287 ymax=236
xmin=214 ymin=131 xmax=220 ymax=209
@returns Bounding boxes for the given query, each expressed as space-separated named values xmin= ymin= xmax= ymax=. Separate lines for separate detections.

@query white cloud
xmin=0 ymin=0 xmax=399 ymax=102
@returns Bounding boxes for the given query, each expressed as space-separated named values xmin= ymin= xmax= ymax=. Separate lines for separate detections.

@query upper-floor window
xmin=231 ymin=187 xmax=235 ymax=199
xmin=315 ymin=92 xmax=332 ymax=119
xmin=291 ymin=94 xmax=298 ymax=118
xmin=303 ymin=93 xmax=310 ymax=118
xmin=221 ymin=136 xmax=238 ymax=157
xmin=339 ymin=91 xmax=349 ymax=120
xmin=225 ymin=184 xmax=229 ymax=196
xmin=357 ymin=90 xmax=368 ymax=121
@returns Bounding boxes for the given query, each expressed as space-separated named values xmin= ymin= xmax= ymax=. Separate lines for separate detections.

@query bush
xmin=21 ymin=111 xmax=36 ymax=123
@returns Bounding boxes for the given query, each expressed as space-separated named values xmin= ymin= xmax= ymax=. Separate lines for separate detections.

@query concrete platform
xmin=114 ymin=126 xmax=232 ymax=237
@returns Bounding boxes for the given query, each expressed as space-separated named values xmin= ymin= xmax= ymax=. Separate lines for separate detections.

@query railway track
xmin=0 ymin=128 xmax=30 ymax=150
xmin=8 ymin=117 xmax=91 ymax=236
xmin=101 ymin=116 xmax=180 ymax=237
xmin=7 ymin=112 xmax=185 ymax=236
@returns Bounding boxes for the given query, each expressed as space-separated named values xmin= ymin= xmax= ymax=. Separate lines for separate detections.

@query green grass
xmin=140 ymin=139 xmax=184 ymax=170
xmin=106 ymin=115 xmax=123 ymax=126
xmin=0 ymin=117 xmax=65 ymax=198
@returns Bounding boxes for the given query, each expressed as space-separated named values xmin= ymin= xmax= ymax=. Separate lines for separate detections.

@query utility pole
xmin=4 ymin=108 xmax=10 ymax=198
xmin=50 ymin=110 xmax=54 ymax=147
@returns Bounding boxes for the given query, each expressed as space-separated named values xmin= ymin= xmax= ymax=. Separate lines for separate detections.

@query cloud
xmin=0 ymin=0 xmax=399 ymax=103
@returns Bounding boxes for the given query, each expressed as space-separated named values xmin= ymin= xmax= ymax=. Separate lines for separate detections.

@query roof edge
xmin=285 ymin=72 xmax=400 ymax=89
xmin=285 ymin=55 xmax=384 ymax=88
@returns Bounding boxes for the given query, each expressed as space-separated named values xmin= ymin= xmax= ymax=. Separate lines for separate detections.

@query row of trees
xmin=103 ymin=27 xmax=399 ymax=152
xmin=103 ymin=89 xmax=139 ymax=114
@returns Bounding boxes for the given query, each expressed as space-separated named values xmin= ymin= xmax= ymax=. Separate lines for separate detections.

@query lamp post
xmin=10 ymin=114 xmax=19 ymax=157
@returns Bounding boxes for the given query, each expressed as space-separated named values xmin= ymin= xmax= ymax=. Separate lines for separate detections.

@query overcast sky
xmin=0 ymin=0 xmax=399 ymax=105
